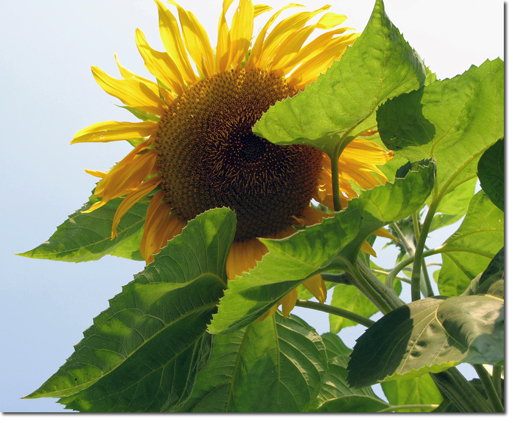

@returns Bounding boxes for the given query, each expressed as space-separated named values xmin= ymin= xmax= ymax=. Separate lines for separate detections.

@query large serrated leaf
xmin=308 ymin=333 xmax=381 ymax=412
xmin=18 ymin=195 xmax=148 ymax=262
xmin=24 ymin=208 xmax=236 ymax=412
xmin=378 ymin=58 xmax=504 ymax=197
xmin=176 ymin=313 xmax=327 ymax=412
xmin=209 ymin=162 xmax=434 ymax=334
xmin=253 ymin=0 xmax=426 ymax=159
xmin=438 ymin=190 xmax=504 ymax=296
xmin=347 ymin=293 xmax=504 ymax=388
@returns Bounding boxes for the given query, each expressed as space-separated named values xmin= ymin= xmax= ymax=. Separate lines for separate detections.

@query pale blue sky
xmin=1 ymin=0 xmax=505 ymax=413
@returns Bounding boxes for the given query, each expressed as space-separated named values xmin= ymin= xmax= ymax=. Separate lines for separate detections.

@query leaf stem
xmin=413 ymin=211 xmax=435 ymax=297
xmin=391 ymin=221 xmax=415 ymax=256
xmin=330 ymin=153 xmax=343 ymax=212
xmin=473 ymin=364 xmax=504 ymax=412
xmin=295 ymin=300 xmax=374 ymax=328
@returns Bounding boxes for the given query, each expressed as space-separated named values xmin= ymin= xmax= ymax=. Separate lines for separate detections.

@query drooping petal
xmin=280 ymin=288 xmax=298 ymax=319
xmin=91 ymin=66 xmax=167 ymax=116
xmin=301 ymin=274 xmax=327 ymax=303
xmin=168 ymin=0 xmax=216 ymax=78
xmin=373 ymin=227 xmax=398 ymax=243
xmin=71 ymin=121 xmax=157 ymax=144
xmin=155 ymin=0 xmax=198 ymax=85
xmin=360 ymin=241 xmax=377 ymax=257
xmin=111 ymin=176 xmax=161 ymax=239
xmin=140 ymin=191 xmax=186 ymax=264
xmin=135 ymin=29 xmax=186 ymax=96
xmin=226 ymin=238 xmax=269 ymax=280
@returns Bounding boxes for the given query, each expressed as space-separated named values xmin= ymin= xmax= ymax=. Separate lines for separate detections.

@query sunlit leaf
xmin=176 ymin=313 xmax=327 ymax=412
xmin=308 ymin=333 xmax=382 ymax=412
xmin=438 ymin=190 xmax=504 ymax=296
xmin=253 ymin=0 xmax=426 ymax=159
xmin=25 ymin=208 xmax=236 ymax=412
xmin=378 ymin=58 xmax=503 ymax=199
xmin=18 ymin=195 xmax=148 ymax=262
xmin=381 ymin=373 xmax=443 ymax=412
xmin=209 ymin=162 xmax=434 ymax=334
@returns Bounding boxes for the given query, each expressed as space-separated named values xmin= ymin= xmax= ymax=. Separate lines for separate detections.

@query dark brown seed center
xmin=154 ymin=68 xmax=323 ymax=241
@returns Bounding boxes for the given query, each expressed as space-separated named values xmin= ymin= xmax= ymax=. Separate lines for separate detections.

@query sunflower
xmin=71 ymin=0 xmax=393 ymax=319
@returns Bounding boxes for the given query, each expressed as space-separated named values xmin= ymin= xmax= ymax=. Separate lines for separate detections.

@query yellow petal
xmin=71 ymin=121 xmax=157 ymax=144
xmin=245 ymin=3 xmax=304 ymax=69
xmin=226 ymin=238 xmax=269 ymax=280
xmin=92 ymin=66 xmax=166 ymax=116
xmin=254 ymin=4 xmax=272 ymax=17
xmin=255 ymin=5 xmax=331 ymax=69
xmin=111 ymin=177 xmax=161 ymax=239
xmin=288 ymin=36 xmax=355 ymax=89
xmin=229 ymin=0 xmax=254 ymax=68
xmin=360 ymin=241 xmax=377 ymax=257
xmin=155 ymin=0 xmax=198 ymax=85
xmin=301 ymin=274 xmax=327 ymax=303
xmin=275 ymin=28 xmax=355 ymax=76
xmin=280 ymin=288 xmax=298 ymax=319
xmin=135 ymin=29 xmax=185 ymax=96
xmin=216 ymin=0 xmax=236 ymax=73
xmin=85 ymin=169 xmax=107 ymax=178
xmin=374 ymin=227 xmax=398 ymax=243
xmin=256 ymin=303 xmax=280 ymax=322
xmin=168 ymin=0 xmax=216 ymax=78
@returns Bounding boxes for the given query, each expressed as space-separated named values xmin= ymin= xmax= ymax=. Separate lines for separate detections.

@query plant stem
xmin=295 ymin=300 xmax=374 ymax=328
xmin=371 ymin=268 xmax=411 ymax=283
xmin=492 ymin=365 xmax=502 ymax=399
xmin=473 ymin=364 xmax=504 ymax=412
xmin=412 ymin=211 xmax=436 ymax=297
xmin=430 ymin=367 xmax=493 ymax=412
xmin=391 ymin=222 xmax=415 ymax=256
xmin=410 ymin=206 xmax=437 ymax=301
xmin=379 ymin=404 xmax=439 ymax=412
xmin=331 ymin=154 xmax=343 ymax=211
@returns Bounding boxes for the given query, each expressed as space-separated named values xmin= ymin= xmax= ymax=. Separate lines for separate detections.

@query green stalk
xmin=295 ymin=300 xmax=374 ymax=328
xmin=430 ymin=368 xmax=493 ymax=412
xmin=473 ymin=364 xmax=504 ymax=412
xmin=331 ymin=153 xmax=343 ymax=211
xmin=413 ymin=211 xmax=435 ymax=297
xmin=391 ymin=222 xmax=415 ymax=256
xmin=492 ymin=365 xmax=502 ymax=399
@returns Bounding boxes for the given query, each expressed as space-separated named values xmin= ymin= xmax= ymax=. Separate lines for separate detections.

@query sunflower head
xmin=71 ymin=0 xmax=393 ymax=319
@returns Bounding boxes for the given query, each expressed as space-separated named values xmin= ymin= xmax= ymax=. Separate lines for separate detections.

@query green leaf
xmin=308 ymin=333 xmax=382 ymax=412
xmin=107 ymin=225 xmax=145 ymax=261
xmin=314 ymin=395 xmax=389 ymax=412
xmin=25 ymin=208 xmax=236 ymax=412
xmin=463 ymin=247 xmax=504 ymax=298
xmin=477 ymin=138 xmax=504 ymax=211
xmin=378 ymin=58 xmax=504 ymax=199
xmin=18 ymin=195 xmax=148 ymax=262
xmin=347 ymin=294 xmax=504 ymax=388
xmin=176 ymin=313 xmax=327 ymax=412
xmin=429 ymin=177 xmax=477 ymax=232
xmin=329 ymin=284 xmax=378 ymax=333
xmin=438 ymin=190 xmax=504 ymax=296
xmin=381 ymin=373 xmax=443 ymax=412
xmin=253 ymin=0 xmax=426 ymax=159
xmin=209 ymin=162 xmax=434 ymax=334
